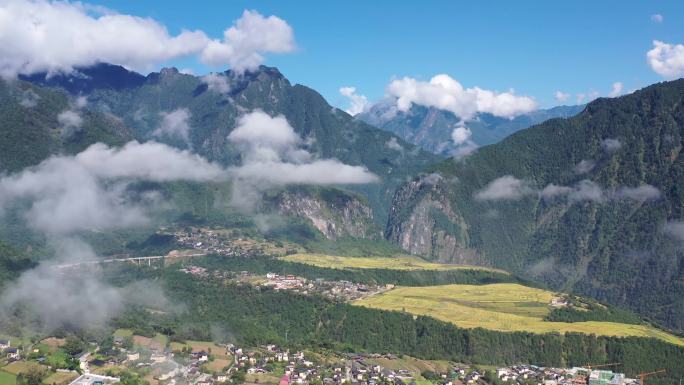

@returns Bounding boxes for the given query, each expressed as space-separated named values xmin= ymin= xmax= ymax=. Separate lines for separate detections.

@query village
xmin=1 ymin=336 xmax=643 ymax=385
xmin=171 ymin=228 xmax=300 ymax=258
xmin=178 ymin=265 xmax=392 ymax=302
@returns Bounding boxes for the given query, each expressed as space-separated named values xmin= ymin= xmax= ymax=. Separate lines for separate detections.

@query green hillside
xmin=386 ymin=79 xmax=684 ymax=332
xmin=31 ymin=64 xmax=439 ymax=222
xmin=0 ymin=79 xmax=132 ymax=173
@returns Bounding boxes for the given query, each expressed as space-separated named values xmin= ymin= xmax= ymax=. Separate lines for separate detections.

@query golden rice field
xmin=353 ymin=283 xmax=684 ymax=346
xmin=279 ymin=253 xmax=507 ymax=273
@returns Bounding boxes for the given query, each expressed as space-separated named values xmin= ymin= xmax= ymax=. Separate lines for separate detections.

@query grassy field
xmin=203 ymin=358 xmax=232 ymax=372
xmin=0 ymin=370 xmax=17 ymax=385
xmin=353 ymin=283 xmax=684 ymax=346
xmin=1 ymin=361 xmax=44 ymax=375
xmin=245 ymin=373 xmax=281 ymax=385
xmin=363 ymin=356 xmax=452 ymax=373
xmin=280 ymin=253 xmax=506 ymax=273
xmin=130 ymin=333 xmax=168 ymax=351
xmin=169 ymin=341 xmax=231 ymax=359
xmin=42 ymin=371 xmax=78 ymax=385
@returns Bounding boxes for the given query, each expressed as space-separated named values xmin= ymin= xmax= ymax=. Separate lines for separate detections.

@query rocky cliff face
xmin=385 ymin=174 xmax=481 ymax=264
xmin=273 ymin=188 xmax=381 ymax=240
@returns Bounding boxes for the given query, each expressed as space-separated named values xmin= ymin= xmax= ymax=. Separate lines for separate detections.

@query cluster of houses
xmin=172 ymin=228 xmax=281 ymax=257
xmin=0 ymin=339 xmax=20 ymax=360
xmin=262 ymin=274 xmax=390 ymax=301
xmin=495 ymin=366 xmax=638 ymax=385
xmin=178 ymin=265 xmax=389 ymax=302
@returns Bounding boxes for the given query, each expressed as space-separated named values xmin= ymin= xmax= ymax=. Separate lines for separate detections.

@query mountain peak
xmin=20 ymin=62 xmax=146 ymax=94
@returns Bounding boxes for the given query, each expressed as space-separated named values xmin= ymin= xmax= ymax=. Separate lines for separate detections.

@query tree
xmin=63 ymin=336 xmax=84 ymax=356
xmin=17 ymin=367 xmax=46 ymax=385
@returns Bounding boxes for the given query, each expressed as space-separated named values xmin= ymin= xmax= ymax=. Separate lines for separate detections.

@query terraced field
xmin=280 ymin=253 xmax=506 ymax=273
xmin=353 ymin=283 xmax=684 ymax=346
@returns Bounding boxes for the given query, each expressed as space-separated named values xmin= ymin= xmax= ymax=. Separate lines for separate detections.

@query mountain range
xmin=359 ymin=100 xmax=585 ymax=155
xmin=386 ymin=79 xmax=684 ymax=332
xmin=1 ymin=63 xmax=683 ymax=336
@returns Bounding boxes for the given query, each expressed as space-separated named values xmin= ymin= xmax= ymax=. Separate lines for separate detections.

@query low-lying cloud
xmin=57 ymin=109 xmax=83 ymax=137
xmin=0 ymin=141 xmax=225 ymax=235
xmin=153 ymin=108 xmax=192 ymax=143
xmin=573 ymin=159 xmax=596 ymax=174
xmin=601 ymin=138 xmax=622 ymax=153
xmin=0 ymin=140 xmax=228 ymax=331
xmin=474 ymin=175 xmax=534 ymax=201
xmin=226 ymin=111 xmax=378 ymax=209
xmin=202 ymin=73 xmax=231 ymax=94
xmin=475 ymin=176 xmax=660 ymax=206
xmin=663 ymin=221 xmax=684 ymax=241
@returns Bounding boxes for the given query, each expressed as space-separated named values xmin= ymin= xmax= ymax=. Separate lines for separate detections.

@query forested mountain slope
xmin=386 ymin=79 xmax=684 ymax=332
xmin=0 ymin=78 xmax=132 ymax=172
xmin=23 ymin=64 xmax=440 ymax=222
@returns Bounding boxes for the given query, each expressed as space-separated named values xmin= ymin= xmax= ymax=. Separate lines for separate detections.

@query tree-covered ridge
xmin=22 ymin=63 xmax=441 ymax=223
xmin=0 ymin=78 xmax=132 ymax=173
xmin=386 ymin=79 xmax=684 ymax=332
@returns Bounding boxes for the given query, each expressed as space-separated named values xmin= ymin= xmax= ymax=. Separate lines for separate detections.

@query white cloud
xmin=57 ymin=109 xmax=83 ymax=137
xmin=663 ymin=221 xmax=684 ymax=241
xmin=0 ymin=0 xmax=210 ymax=77
xmin=574 ymin=159 xmax=595 ymax=174
xmin=451 ymin=140 xmax=479 ymax=158
xmin=18 ymin=88 xmax=40 ymax=107
xmin=0 ymin=3 xmax=295 ymax=78
xmin=540 ymin=184 xmax=573 ymax=200
xmin=202 ymin=72 xmax=231 ymax=93
xmin=451 ymin=125 xmax=472 ymax=146
xmin=608 ymin=82 xmax=623 ymax=97
xmin=387 ymin=74 xmax=537 ymax=120
xmin=419 ymin=173 xmax=443 ymax=186
xmin=540 ymin=180 xmax=606 ymax=203
xmin=153 ymin=108 xmax=192 ymax=143
xmin=554 ymin=91 xmax=570 ymax=103
xmin=474 ymin=176 xmax=534 ymax=201
xmin=226 ymin=112 xmax=377 ymax=210
xmin=567 ymin=180 xmax=606 ymax=203
xmin=200 ymin=10 xmax=296 ymax=74
xmin=339 ymin=86 xmax=370 ymax=116
xmin=647 ymin=40 xmax=684 ymax=78
xmin=75 ymin=95 xmax=88 ymax=108
xmin=0 ymin=141 xmax=225 ymax=235
xmin=601 ymin=138 xmax=622 ymax=153
xmin=385 ymin=137 xmax=403 ymax=151
xmin=651 ymin=14 xmax=664 ymax=23
xmin=615 ymin=185 xmax=661 ymax=202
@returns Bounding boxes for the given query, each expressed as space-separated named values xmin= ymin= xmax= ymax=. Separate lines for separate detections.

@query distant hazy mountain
xmin=358 ymin=100 xmax=585 ymax=154
xmin=386 ymin=79 xmax=684 ymax=332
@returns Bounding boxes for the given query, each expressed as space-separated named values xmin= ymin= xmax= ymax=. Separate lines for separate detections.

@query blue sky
xmin=92 ymin=1 xmax=684 ymax=108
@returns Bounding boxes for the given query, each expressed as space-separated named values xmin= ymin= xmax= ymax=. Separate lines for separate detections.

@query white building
xmin=69 ymin=374 xmax=120 ymax=385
